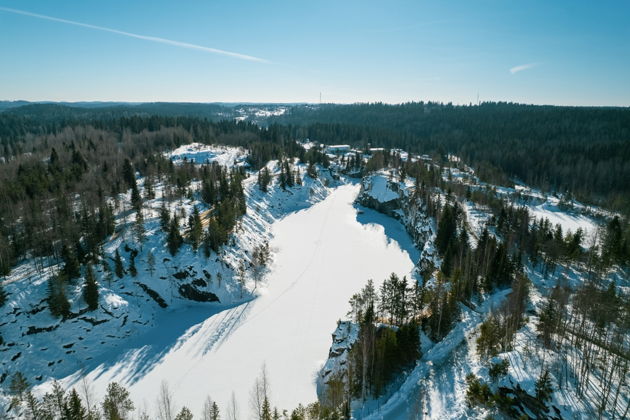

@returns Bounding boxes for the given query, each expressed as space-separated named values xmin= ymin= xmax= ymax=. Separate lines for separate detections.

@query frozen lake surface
xmin=75 ymin=183 xmax=418 ymax=416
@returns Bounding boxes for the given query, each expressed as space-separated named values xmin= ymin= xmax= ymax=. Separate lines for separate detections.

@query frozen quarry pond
xmin=70 ymin=184 xmax=418 ymax=415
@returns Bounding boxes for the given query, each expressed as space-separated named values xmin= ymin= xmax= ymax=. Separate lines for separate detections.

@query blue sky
xmin=1 ymin=0 xmax=629 ymax=105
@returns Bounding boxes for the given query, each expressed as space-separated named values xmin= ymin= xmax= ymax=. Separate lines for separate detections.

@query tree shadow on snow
xmin=64 ymin=300 xmax=253 ymax=388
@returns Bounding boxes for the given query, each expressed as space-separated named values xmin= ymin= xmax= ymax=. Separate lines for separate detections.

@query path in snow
xmin=70 ymin=183 xmax=417 ymax=416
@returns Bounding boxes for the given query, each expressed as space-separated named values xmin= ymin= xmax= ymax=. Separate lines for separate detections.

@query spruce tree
xmin=122 ymin=158 xmax=136 ymax=189
xmin=131 ymin=184 xmax=142 ymax=213
xmin=63 ymin=389 xmax=87 ymax=420
xmin=48 ymin=275 xmax=71 ymax=318
xmin=210 ymin=401 xmax=220 ymax=420
xmin=61 ymin=244 xmax=81 ymax=280
xmin=535 ymin=369 xmax=553 ymax=402
xmin=9 ymin=372 xmax=29 ymax=399
xmin=167 ymin=217 xmax=184 ymax=256
xmin=175 ymin=407 xmax=194 ymax=420
xmin=261 ymin=397 xmax=272 ymax=420
xmin=0 ymin=282 xmax=7 ymax=307
xmin=160 ymin=203 xmax=171 ymax=232
xmin=83 ymin=264 xmax=99 ymax=311
xmin=134 ymin=211 xmax=145 ymax=244
xmin=114 ymin=250 xmax=124 ymax=279
xmin=189 ymin=206 xmax=203 ymax=251
xmin=435 ymin=205 xmax=457 ymax=257
xmin=128 ymin=255 xmax=137 ymax=277
xmin=258 ymin=167 xmax=272 ymax=192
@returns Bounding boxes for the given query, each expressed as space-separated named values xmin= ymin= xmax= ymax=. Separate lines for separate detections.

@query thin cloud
xmin=0 ymin=6 xmax=268 ymax=63
xmin=510 ymin=62 xmax=539 ymax=74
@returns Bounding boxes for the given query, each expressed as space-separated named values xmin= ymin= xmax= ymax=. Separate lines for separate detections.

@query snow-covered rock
xmin=316 ymin=321 xmax=359 ymax=405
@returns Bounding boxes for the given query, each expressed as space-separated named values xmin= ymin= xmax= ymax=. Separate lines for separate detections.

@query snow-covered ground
xmin=42 ymin=183 xmax=417 ymax=416
xmin=166 ymin=143 xmax=248 ymax=166
xmin=527 ymin=201 xmax=600 ymax=241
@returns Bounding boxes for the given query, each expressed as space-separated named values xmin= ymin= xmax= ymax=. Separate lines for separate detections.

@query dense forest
xmin=1 ymin=102 xmax=628 ymax=418
xmin=273 ymin=102 xmax=630 ymax=214
xmin=3 ymin=101 xmax=629 ymax=214
xmin=319 ymin=153 xmax=629 ymax=418
xmin=0 ymin=112 xmax=310 ymax=312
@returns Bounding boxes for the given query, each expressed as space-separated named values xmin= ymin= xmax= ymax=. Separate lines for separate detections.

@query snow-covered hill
xmin=0 ymin=153 xmax=335 ymax=394
xmin=316 ymin=164 xmax=628 ymax=419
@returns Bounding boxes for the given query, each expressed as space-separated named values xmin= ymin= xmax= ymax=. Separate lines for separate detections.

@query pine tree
xmin=83 ymin=264 xmax=99 ymax=311
xmin=114 ymin=250 xmax=124 ymax=279
xmin=102 ymin=382 xmax=134 ymax=420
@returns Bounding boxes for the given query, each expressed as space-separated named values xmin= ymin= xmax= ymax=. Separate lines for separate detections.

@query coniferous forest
xmin=0 ymin=102 xmax=629 ymax=419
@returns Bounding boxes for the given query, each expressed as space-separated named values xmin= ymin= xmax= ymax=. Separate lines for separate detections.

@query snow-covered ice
xmin=59 ymin=183 xmax=417 ymax=416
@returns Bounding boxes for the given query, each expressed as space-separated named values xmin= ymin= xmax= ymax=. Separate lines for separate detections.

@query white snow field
xmin=66 ymin=183 xmax=418 ymax=416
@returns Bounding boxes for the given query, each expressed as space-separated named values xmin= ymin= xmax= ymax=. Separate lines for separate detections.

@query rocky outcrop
xmin=316 ymin=321 xmax=359 ymax=407
xmin=357 ymin=173 xmax=402 ymax=218
xmin=135 ymin=282 xmax=168 ymax=308
xmin=357 ymin=172 xmax=436 ymax=272
xmin=178 ymin=284 xmax=220 ymax=303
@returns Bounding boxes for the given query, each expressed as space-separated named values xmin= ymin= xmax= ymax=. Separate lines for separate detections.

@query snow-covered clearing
xmin=55 ymin=183 xmax=418 ymax=416
xmin=166 ymin=143 xmax=247 ymax=166
xmin=527 ymin=201 xmax=600 ymax=241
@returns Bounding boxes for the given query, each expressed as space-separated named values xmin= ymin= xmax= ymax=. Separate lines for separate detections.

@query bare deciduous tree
xmin=156 ymin=381 xmax=175 ymax=420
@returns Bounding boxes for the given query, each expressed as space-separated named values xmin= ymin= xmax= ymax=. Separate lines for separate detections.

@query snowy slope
xmin=318 ymin=162 xmax=625 ymax=419
xmin=166 ymin=142 xmax=248 ymax=166
xmin=32 ymin=178 xmax=420 ymax=416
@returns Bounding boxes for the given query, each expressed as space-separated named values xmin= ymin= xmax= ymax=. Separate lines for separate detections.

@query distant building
xmin=325 ymin=144 xmax=351 ymax=154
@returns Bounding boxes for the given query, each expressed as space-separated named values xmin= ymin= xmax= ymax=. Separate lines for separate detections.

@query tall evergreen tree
xmin=63 ymin=389 xmax=87 ymax=420
xmin=83 ymin=264 xmax=99 ymax=311
xmin=189 ymin=206 xmax=203 ymax=251
xmin=167 ymin=217 xmax=184 ymax=256
xmin=435 ymin=205 xmax=457 ymax=256
xmin=61 ymin=244 xmax=81 ymax=280
xmin=114 ymin=250 xmax=124 ymax=279
xmin=47 ymin=275 xmax=71 ymax=318
xmin=102 ymin=382 xmax=134 ymax=420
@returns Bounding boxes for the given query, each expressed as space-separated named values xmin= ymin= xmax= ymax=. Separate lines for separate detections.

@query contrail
xmin=510 ymin=62 xmax=539 ymax=74
xmin=0 ymin=6 xmax=268 ymax=63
